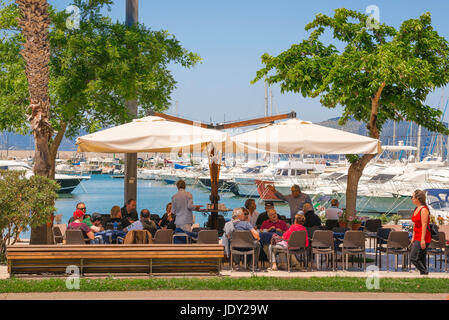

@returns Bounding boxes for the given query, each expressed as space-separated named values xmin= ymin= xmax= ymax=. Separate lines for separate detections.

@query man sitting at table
xmin=260 ymin=208 xmax=288 ymax=235
xmin=255 ymin=201 xmax=280 ymax=229
xmin=232 ymin=208 xmax=261 ymax=269
xmin=303 ymin=203 xmax=322 ymax=228
xmin=123 ymin=209 xmax=158 ymax=237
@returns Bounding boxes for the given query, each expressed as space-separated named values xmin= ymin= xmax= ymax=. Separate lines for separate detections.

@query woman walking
xmin=410 ymin=189 xmax=431 ymax=275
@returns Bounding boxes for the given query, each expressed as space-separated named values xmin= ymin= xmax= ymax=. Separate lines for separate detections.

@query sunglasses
xmin=78 ymin=207 xmax=86 ymax=211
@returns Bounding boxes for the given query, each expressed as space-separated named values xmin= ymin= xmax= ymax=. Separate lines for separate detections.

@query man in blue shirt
xmin=232 ymin=208 xmax=261 ymax=269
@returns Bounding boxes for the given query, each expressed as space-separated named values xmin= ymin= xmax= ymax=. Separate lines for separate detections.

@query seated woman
xmin=67 ymin=209 xmax=97 ymax=243
xmin=268 ymin=213 xmax=309 ymax=271
xmin=105 ymin=205 xmax=124 ymax=230
xmin=159 ymin=202 xmax=176 ymax=230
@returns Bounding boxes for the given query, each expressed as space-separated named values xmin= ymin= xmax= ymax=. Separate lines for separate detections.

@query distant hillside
xmin=316 ymin=118 xmax=448 ymax=159
xmin=2 ymin=118 xmax=447 ymax=158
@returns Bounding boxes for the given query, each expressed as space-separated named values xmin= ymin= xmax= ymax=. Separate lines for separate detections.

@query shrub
xmin=0 ymin=170 xmax=59 ymax=255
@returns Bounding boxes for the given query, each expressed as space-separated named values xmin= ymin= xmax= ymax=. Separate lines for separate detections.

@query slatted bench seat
xmin=7 ymin=244 xmax=224 ymax=276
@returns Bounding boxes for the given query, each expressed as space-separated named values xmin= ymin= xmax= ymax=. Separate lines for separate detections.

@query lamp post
xmin=124 ymin=0 xmax=138 ymax=203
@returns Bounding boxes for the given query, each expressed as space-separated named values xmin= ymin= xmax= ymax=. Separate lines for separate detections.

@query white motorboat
xmin=0 ymin=160 xmax=90 ymax=194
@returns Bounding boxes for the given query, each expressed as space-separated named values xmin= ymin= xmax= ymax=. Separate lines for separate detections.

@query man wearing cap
xmin=123 ymin=209 xmax=158 ymax=237
xmin=67 ymin=209 xmax=96 ymax=243
xmin=267 ymin=184 xmax=312 ymax=224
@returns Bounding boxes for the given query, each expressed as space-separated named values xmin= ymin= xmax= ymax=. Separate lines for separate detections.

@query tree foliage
xmin=252 ymin=8 xmax=449 ymax=216
xmin=0 ymin=170 xmax=59 ymax=255
xmin=0 ymin=0 xmax=201 ymax=166
xmin=253 ymin=8 xmax=449 ymax=136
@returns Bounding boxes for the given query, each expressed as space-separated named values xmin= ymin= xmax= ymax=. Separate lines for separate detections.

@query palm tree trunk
xmin=17 ymin=0 xmax=53 ymax=244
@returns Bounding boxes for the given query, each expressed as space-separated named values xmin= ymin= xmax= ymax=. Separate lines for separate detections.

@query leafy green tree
xmin=0 ymin=170 xmax=59 ymax=254
xmin=253 ymin=8 xmax=449 ymax=216
xmin=0 ymin=0 xmax=200 ymax=178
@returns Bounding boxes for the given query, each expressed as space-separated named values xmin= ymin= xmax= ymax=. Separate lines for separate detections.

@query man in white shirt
xmin=325 ymin=199 xmax=343 ymax=220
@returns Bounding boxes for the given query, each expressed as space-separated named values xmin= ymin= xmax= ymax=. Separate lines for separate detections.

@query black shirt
xmin=304 ymin=210 xmax=322 ymax=228
xmin=121 ymin=206 xmax=138 ymax=228
xmin=160 ymin=213 xmax=176 ymax=230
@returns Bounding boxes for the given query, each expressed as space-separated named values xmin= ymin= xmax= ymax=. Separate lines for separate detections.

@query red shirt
xmin=411 ymin=206 xmax=431 ymax=243
xmin=260 ymin=219 xmax=288 ymax=232
xmin=282 ymin=224 xmax=309 ymax=247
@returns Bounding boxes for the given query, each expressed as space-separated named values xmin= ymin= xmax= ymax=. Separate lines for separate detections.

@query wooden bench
xmin=7 ymin=244 xmax=224 ymax=276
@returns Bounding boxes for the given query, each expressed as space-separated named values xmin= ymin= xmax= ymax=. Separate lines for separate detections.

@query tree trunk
xmin=345 ymin=82 xmax=385 ymax=217
xmin=48 ymin=121 xmax=67 ymax=180
xmin=17 ymin=0 xmax=53 ymax=244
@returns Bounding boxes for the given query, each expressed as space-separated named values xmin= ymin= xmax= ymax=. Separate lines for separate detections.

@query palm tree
xmin=16 ymin=0 xmax=53 ymax=244
xmin=16 ymin=0 xmax=52 ymax=178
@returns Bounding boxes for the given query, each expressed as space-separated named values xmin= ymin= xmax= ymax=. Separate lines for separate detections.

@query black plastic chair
xmin=325 ymin=220 xmax=339 ymax=230
xmin=426 ymin=232 xmax=447 ymax=272
xmin=52 ymin=226 xmax=64 ymax=244
xmin=375 ymin=227 xmax=392 ymax=268
xmin=364 ymin=219 xmax=382 ymax=249
xmin=385 ymin=231 xmax=410 ymax=271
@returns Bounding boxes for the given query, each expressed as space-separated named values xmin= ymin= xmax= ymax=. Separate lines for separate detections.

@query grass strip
xmin=0 ymin=276 xmax=448 ymax=293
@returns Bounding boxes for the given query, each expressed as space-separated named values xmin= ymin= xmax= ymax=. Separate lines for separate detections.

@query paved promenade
xmin=0 ymin=290 xmax=447 ymax=300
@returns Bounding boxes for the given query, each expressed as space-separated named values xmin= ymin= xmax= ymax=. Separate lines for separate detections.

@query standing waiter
xmin=171 ymin=180 xmax=202 ymax=232
xmin=267 ymin=184 xmax=312 ymax=224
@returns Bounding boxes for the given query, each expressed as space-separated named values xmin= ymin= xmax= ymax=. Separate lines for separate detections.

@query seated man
xmin=67 ymin=209 xmax=97 ymax=243
xmin=90 ymin=212 xmax=105 ymax=232
xmin=255 ymin=201 xmax=279 ymax=229
xmin=260 ymin=208 xmax=289 ymax=235
xmin=223 ymin=208 xmax=242 ymax=258
xmin=231 ymin=208 xmax=261 ymax=269
xmin=303 ymin=203 xmax=322 ymax=228
xmin=123 ymin=209 xmax=158 ymax=237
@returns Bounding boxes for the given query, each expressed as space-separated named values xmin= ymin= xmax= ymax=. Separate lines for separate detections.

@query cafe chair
xmin=311 ymin=230 xmax=336 ymax=271
xmin=65 ymin=229 xmax=89 ymax=245
xmin=364 ymin=219 xmax=382 ymax=249
xmin=196 ymin=230 xmax=219 ymax=244
xmin=272 ymin=231 xmax=308 ymax=272
xmin=153 ymin=229 xmax=173 ymax=244
xmin=230 ymin=231 xmax=257 ymax=272
xmin=341 ymin=231 xmax=366 ymax=271
xmin=426 ymin=232 xmax=447 ymax=272
xmin=52 ymin=226 xmax=64 ymax=244
xmin=385 ymin=231 xmax=410 ymax=272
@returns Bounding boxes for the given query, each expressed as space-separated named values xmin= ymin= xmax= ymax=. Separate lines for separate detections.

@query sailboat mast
xmin=264 ymin=77 xmax=268 ymax=117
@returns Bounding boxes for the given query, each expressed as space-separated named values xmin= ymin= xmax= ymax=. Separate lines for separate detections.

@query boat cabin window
xmin=369 ymin=174 xmax=396 ymax=183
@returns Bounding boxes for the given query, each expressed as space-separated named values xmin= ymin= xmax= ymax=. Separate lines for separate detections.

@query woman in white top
xmin=325 ymin=199 xmax=343 ymax=220
xmin=245 ymin=198 xmax=259 ymax=227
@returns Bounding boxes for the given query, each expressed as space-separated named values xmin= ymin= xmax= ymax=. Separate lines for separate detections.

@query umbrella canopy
xmin=231 ymin=118 xmax=381 ymax=155
xmin=76 ymin=116 xmax=228 ymax=153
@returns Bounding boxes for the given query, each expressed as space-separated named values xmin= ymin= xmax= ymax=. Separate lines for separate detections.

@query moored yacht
xmin=0 ymin=160 xmax=90 ymax=194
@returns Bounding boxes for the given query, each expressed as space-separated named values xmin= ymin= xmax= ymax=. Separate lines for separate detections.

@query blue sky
xmin=51 ymin=0 xmax=449 ymax=125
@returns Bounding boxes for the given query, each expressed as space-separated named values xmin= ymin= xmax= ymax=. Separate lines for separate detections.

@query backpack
xmin=428 ymin=223 xmax=439 ymax=241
